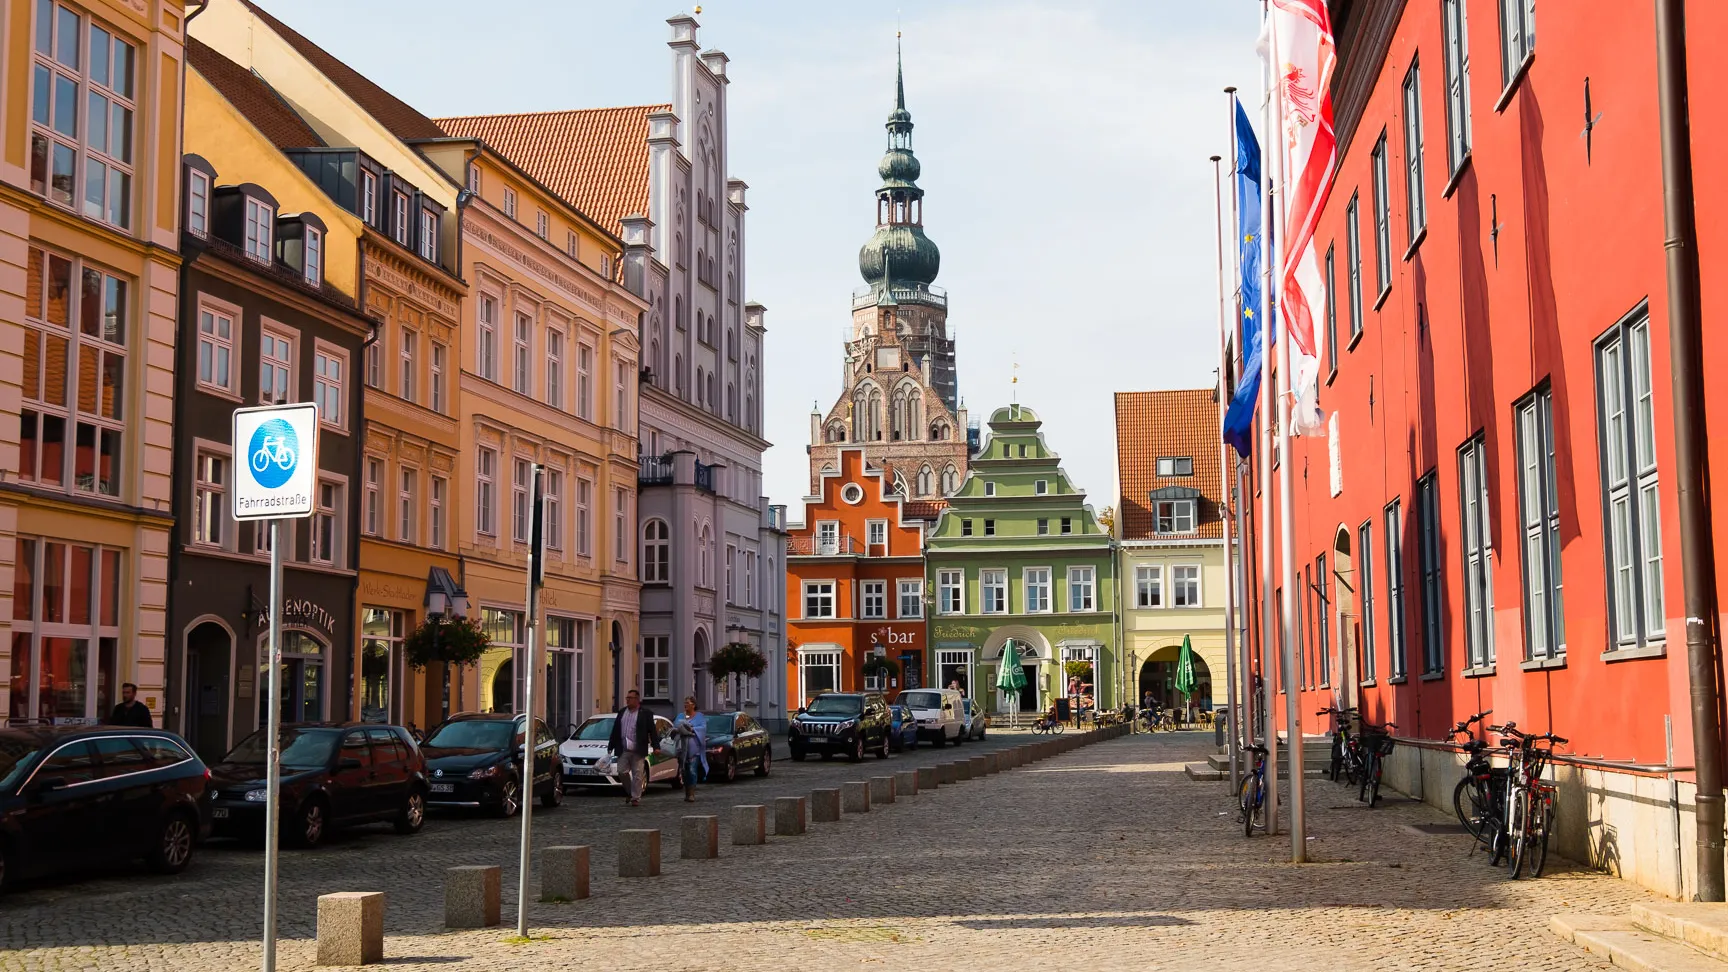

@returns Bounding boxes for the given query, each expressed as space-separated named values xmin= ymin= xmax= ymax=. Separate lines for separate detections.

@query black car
xmin=0 ymin=726 xmax=210 ymax=890
xmin=700 ymin=711 xmax=772 ymax=782
xmin=422 ymin=713 xmax=560 ymax=816
xmin=788 ymin=692 xmax=892 ymax=762
xmin=210 ymin=724 xmax=427 ymax=848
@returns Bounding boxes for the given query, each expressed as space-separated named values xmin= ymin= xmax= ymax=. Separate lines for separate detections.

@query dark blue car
xmin=888 ymin=703 xmax=921 ymax=752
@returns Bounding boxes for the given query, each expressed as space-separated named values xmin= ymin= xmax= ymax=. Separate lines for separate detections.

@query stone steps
xmin=1553 ymin=903 xmax=1728 ymax=970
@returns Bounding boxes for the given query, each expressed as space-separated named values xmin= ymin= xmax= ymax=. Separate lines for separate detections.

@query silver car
xmin=558 ymin=714 xmax=681 ymax=791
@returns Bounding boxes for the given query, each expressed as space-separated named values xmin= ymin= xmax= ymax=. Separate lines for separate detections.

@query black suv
xmin=788 ymin=692 xmax=891 ymax=762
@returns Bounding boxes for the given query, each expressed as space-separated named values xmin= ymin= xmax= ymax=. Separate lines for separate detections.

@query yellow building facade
xmin=0 ymin=0 xmax=188 ymax=724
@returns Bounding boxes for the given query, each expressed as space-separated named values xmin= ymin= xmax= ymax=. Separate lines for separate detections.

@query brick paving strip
xmin=0 ymin=731 xmax=1654 ymax=971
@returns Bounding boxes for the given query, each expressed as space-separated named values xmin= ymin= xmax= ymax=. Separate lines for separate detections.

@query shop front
xmin=355 ymin=550 xmax=461 ymax=734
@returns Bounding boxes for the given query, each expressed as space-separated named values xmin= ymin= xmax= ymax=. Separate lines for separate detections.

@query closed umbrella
xmin=997 ymin=642 xmax=1027 ymax=725
xmin=1174 ymin=635 xmax=1197 ymax=725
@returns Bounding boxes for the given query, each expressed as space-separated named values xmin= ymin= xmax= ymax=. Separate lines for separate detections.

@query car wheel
xmin=875 ymin=734 xmax=890 ymax=759
xmin=849 ymin=736 xmax=865 ymax=762
xmin=147 ymin=811 xmax=197 ymax=874
xmin=723 ymin=756 xmax=738 ymax=783
xmin=755 ymin=749 xmax=772 ymax=777
xmin=790 ymin=748 xmax=807 ymax=762
xmin=394 ymin=789 xmax=426 ymax=835
xmin=292 ymin=798 xmax=328 ymax=849
xmin=541 ymin=780 xmax=563 ymax=809
xmin=821 ymin=750 xmax=833 ymax=761
xmin=497 ymin=778 xmax=522 ymax=818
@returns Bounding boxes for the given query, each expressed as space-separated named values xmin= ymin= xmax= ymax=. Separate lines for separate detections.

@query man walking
xmin=108 ymin=683 xmax=153 ymax=727
xmin=607 ymin=689 xmax=659 ymax=807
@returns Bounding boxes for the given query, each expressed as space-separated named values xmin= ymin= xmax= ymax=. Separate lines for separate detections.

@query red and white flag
xmin=1269 ymin=0 xmax=1337 ymax=435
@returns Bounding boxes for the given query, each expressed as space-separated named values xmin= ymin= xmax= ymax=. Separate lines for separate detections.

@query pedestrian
xmin=108 ymin=683 xmax=153 ymax=727
xmin=1142 ymin=689 xmax=1154 ymax=713
xmin=607 ymin=689 xmax=659 ymax=807
xmin=671 ymin=696 xmax=708 ymax=802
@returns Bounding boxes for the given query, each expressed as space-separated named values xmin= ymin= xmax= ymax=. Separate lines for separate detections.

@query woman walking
xmin=672 ymin=696 xmax=709 ymax=802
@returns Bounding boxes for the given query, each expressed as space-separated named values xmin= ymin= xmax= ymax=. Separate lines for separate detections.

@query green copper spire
xmin=860 ymin=34 xmax=940 ymax=290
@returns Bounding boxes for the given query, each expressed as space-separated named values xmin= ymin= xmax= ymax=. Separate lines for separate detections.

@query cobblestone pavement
xmin=0 ymin=731 xmax=1655 ymax=971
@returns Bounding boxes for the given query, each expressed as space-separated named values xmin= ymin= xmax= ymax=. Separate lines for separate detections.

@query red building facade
xmin=1247 ymin=0 xmax=1728 ymax=893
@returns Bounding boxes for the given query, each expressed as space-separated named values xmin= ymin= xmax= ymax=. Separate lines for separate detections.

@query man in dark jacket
xmin=108 ymin=683 xmax=153 ymax=727
xmin=607 ymin=689 xmax=659 ymax=806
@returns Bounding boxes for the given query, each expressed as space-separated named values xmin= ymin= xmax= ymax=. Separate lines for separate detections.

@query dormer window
xmin=274 ymin=212 xmax=327 ymax=286
xmin=392 ymin=190 xmax=410 ymax=245
xmin=187 ymin=169 xmax=209 ymax=237
xmin=418 ymin=208 xmax=438 ymax=261
xmin=361 ymin=170 xmax=377 ymax=225
xmin=1155 ymin=499 xmax=1196 ymax=534
xmin=1156 ymin=456 xmax=1194 ymax=477
xmin=244 ymin=197 xmax=273 ymax=262
xmin=303 ymin=226 xmax=322 ymax=285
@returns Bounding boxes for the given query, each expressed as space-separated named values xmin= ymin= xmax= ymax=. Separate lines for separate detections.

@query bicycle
xmin=1240 ymin=743 xmax=1268 ymax=837
xmin=1147 ymin=709 xmax=1176 ymax=732
xmin=251 ymin=433 xmax=296 ymax=473
xmin=1355 ymin=716 xmax=1396 ymax=807
xmin=1031 ymin=714 xmax=1066 ymax=735
xmin=1492 ymin=722 xmax=1565 ymax=879
xmin=1317 ymin=706 xmax=1364 ymax=785
xmin=1447 ymin=710 xmax=1507 ymax=859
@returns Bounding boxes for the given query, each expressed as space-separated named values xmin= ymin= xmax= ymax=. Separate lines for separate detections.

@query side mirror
xmin=338 ymin=757 xmax=363 ymax=771
xmin=796 ymin=707 xmax=807 ymax=715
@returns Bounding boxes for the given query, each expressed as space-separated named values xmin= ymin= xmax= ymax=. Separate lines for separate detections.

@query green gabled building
xmin=925 ymin=405 xmax=1118 ymax=719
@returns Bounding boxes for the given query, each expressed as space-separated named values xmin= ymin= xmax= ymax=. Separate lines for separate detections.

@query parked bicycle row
xmin=1448 ymin=710 xmax=1566 ymax=879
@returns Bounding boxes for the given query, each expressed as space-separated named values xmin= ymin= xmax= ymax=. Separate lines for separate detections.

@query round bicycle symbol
xmin=248 ymin=418 xmax=299 ymax=489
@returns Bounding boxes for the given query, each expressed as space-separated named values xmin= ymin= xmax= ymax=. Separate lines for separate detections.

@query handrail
xmin=1396 ymin=734 xmax=1692 ymax=778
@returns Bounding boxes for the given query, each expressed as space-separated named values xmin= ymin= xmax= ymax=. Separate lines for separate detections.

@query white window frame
xmin=804 ymin=581 xmax=836 ymax=619
xmin=397 ymin=466 xmax=417 ymax=545
xmin=1386 ymin=500 xmax=1408 ymax=680
xmin=312 ymin=477 xmax=343 ymax=565
xmin=187 ymin=168 xmax=209 ymax=237
xmin=363 ymin=456 xmax=383 ymax=537
xmin=898 ymin=579 xmax=923 ymax=619
xmin=1068 ymin=566 xmax=1096 ymax=612
xmin=614 ymin=487 xmax=630 ymax=564
xmin=1499 ymin=0 xmax=1535 ymax=90
xmin=1597 ymin=312 xmax=1664 ymax=649
xmin=476 ymin=447 xmax=497 ymax=537
xmin=543 ymin=468 xmax=563 ymax=551
xmin=1458 ymin=434 xmax=1495 ymax=669
xmin=938 ymin=569 xmax=964 ymax=615
xmin=478 ymin=294 xmax=499 ymax=382
xmin=392 ymin=190 xmax=409 ymax=246
xmin=195 ymin=297 xmax=239 ymax=398
xmin=430 ymin=342 xmax=446 ymax=414
xmin=566 ymin=229 xmax=578 ymax=259
xmin=245 ymin=198 xmax=274 ymax=263
xmin=545 ymin=327 xmax=564 ymax=409
xmin=313 ymin=340 xmax=346 ymax=431
xmin=192 ymin=445 xmax=230 ymax=549
xmin=1346 ymin=193 xmax=1364 ymax=338
xmin=258 ymin=322 xmax=295 ymax=406
xmin=577 ymin=477 xmax=593 ymax=558
xmin=303 ymin=226 xmax=322 ymax=284
xmin=29 ymin=8 xmax=139 ymax=229
xmin=1136 ymin=564 xmax=1162 ymax=609
xmin=641 ymin=517 xmax=669 ymax=582
xmin=1442 ymin=0 xmax=1473 ymax=175
xmin=1358 ymin=519 xmax=1377 ymax=683
xmin=1024 ymin=567 xmax=1052 ymax=614
xmin=502 ymin=185 xmax=518 ymax=219
xmin=614 ymin=358 xmax=631 ymax=432
xmin=797 ymin=648 xmax=842 ymax=704
xmin=980 ymin=569 xmax=1007 ymax=614
xmin=641 ymin=635 xmax=671 ymax=701
xmin=1516 ymin=386 xmax=1564 ymax=660
xmin=512 ymin=311 xmax=532 ymax=396
xmin=429 ymin=475 xmax=446 ymax=551
xmin=861 ymin=579 xmax=886 ymax=619
xmin=1402 ymin=60 xmax=1427 ymax=245
xmin=576 ymin=341 xmax=594 ymax=420
xmin=360 ymin=170 xmax=377 ymax=225
xmin=536 ymin=209 xmax=548 ymax=239
xmin=398 ymin=328 xmax=416 ymax=404
xmin=866 ymin=519 xmax=887 ymax=548
xmin=1371 ymin=133 xmax=1392 ymax=296
xmin=1172 ymin=565 xmax=1201 ymax=608
xmin=1154 ymin=500 xmax=1196 ymax=535
xmin=511 ymin=457 xmax=531 ymax=544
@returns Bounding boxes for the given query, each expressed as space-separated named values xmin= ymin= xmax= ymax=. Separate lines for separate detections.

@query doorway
xmin=258 ymin=630 xmax=326 ymax=728
xmin=1138 ymin=649 xmax=1213 ymax=713
xmin=185 ymin=621 xmax=232 ymax=762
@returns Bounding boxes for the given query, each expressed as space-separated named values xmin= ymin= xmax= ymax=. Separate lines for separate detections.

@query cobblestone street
xmin=0 ymin=731 xmax=1658 ymax=970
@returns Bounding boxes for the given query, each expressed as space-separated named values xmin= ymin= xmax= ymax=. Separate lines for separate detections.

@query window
xmin=391 ymin=191 xmax=409 ymax=246
xmin=1173 ymin=565 xmax=1200 ymax=608
xmin=429 ymin=476 xmax=446 ymax=550
xmin=961 ymin=519 xmax=973 ymax=537
xmin=363 ymin=457 xmax=382 ymax=536
xmin=1516 ymin=387 xmax=1564 ymax=659
xmin=187 ymin=169 xmax=209 ymax=237
xmin=466 ymin=165 xmax=479 ymax=195
xmin=502 ymin=186 xmax=518 ymax=219
xmin=1458 ymin=435 xmax=1495 ymax=669
xmin=512 ymin=458 xmax=531 ymax=544
xmin=1325 ymin=244 xmax=1338 ymax=377
xmin=1061 ymin=517 xmax=1073 ymax=535
xmin=725 ymin=544 xmax=738 ymax=603
xmin=980 ymin=569 xmax=1007 ymax=614
xmin=615 ymin=359 xmax=631 ymax=432
xmin=697 ymin=525 xmax=713 ymax=587
xmin=303 ymin=227 xmax=323 ymax=285
xmin=641 ymin=636 xmax=670 ymax=702
xmin=1417 ymin=472 xmax=1444 ymax=674
xmin=398 ymin=329 xmax=416 ymax=403
xmin=7 ymin=538 xmax=122 ymax=723
xmin=1155 ymin=500 xmax=1196 ymax=534
xmin=938 ymin=569 xmax=964 ymax=615
xmin=1069 ymin=566 xmax=1096 ymax=612
xmin=1359 ymin=519 xmax=1378 ymax=682
xmin=1385 ymin=500 xmax=1408 ymax=679
xmin=576 ymin=342 xmax=593 ymax=420
xmin=478 ymin=295 xmax=498 ymax=382
xmin=536 ymin=210 xmax=548 ymax=239
xmin=360 ymin=608 xmax=404 ymax=724
xmin=512 ymin=312 xmax=531 ymax=395
xmin=365 ymin=339 xmax=380 ymax=390
xmin=743 ymin=551 xmax=757 ymax=607
xmin=1402 ymin=61 xmax=1427 ymax=245
xmin=430 ymin=343 xmax=446 ymax=414
xmin=614 ymin=487 xmax=629 ymax=563
xmin=360 ymin=171 xmax=376 ymax=225
xmin=984 ymin=481 xmax=996 ymax=497
xmin=984 ymin=519 xmax=996 ymax=537
xmin=1597 ymin=312 xmax=1664 ymax=648
xmin=566 ymin=230 xmax=578 ymax=259
xmin=1136 ymin=565 xmax=1163 ymax=608
xmin=245 ymin=198 xmax=273 ymax=262
xmin=546 ymin=328 xmax=564 ymax=409
xmin=398 ymin=468 xmax=417 ymax=544
xmin=898 ymin=579 xmax=923 ymax=619
xmin=804 ymin=581 xmax=836 ymax=619
xmin=193 ymin=450 xmax=228 ymax=547
xmin=798 ymin=648 xmax=841 ymax=703
xmin=1035 ymin=479 xmax=1049 ymax=494
xmin=29 ymin=6 xmax=136 ymax=228
xmin=259 ymin=326 xmax=293 ymax=405
xmin=1500 ymin=0 xmax=1535 ymax=87
xmin=476 ymin=447 xmax=497 ymax=537
xmin=1442 ymin=0 xmax=1473 ymax=174
xmin=543 ymin=469 xmax=562 ymax=551
xmin=1345 ymin=194 xmax=1364 ymax=338
xmin=314 ymin=346 xmax=344 ymax=427
xmin=1155 ymin=457 xmax=1193 ymax=477
xmin=641 ymin=518 xmax=669 ymax=582
xmin=1037 ymin=519 xmax=1049 ymax=536
xmin=196 ymin=304 xmax=236 ymax=395
xmin=862 ymin=580 xmax=886 ymax=619
xmin=577 ymin=478 xmax=593 ymax=557
xmin=866 ymin=520 xmax=887 ymax=547
xmin=1024 ymin=568 xmax=1052 ymax=613
xmin=1371 ymin=133 xmax=1391 ymax=296
xmin=312 ymin=480 xmax=341 ymax=564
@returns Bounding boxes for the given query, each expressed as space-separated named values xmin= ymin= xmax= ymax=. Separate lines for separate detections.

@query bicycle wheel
xmin=1241 ymin=772 xmax=1263 ymax=837
xmin=1452 ymin=777 xmax=1488 ymax=845
xmin=1328 ymin=734 xmax=1343 ymax=782
xmin=1368 ymin=759 xmax=1383 ymax=808
xmin=1358 ymin=752 xmax=1376 ymax=803
xmin=1508 ymin=787 xmax=1531 ymax=879
xmin=1529 ymin=791 xmax=1553 ymax=878
xmin=1053 ymin=721 xmax=1065 ymax=735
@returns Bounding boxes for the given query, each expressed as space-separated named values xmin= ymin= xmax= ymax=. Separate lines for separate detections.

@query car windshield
xmin=704 ymin=715 xmax=738 ymax=735
xmin=805 ymin=696 xmax=862 ymax=716
xmin=900 ymin=691 xmax=944 ymax=710
xmin=571 ymin=717 xmax=613 ymax=741
xmin=0 ymin=734 xmax=44 ymax=791
xmin=425 ymin=720 xmax=518 ymax=751
xmin=225 ymin=729 xmax=338 ymax=771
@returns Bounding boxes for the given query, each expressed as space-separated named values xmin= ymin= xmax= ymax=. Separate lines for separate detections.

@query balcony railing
xmin=766 ymin=505 xmax=787 ymax=532
xmin=786 ymin=534 xmax=862 ymax=557
xmin=639 ymin=455 xmax=673 ymax=486
xmin=851 ymin=284 xmax=948 ymax=311
xmin=694 ymin=461 xmax=715 ymax=493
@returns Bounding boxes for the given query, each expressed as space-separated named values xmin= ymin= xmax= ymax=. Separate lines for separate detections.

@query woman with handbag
xmin=671 ymin=696 xmax=709 ymax=802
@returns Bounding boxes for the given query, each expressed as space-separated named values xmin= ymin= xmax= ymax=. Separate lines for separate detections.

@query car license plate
xmin=211 ymin=808 xmax=229 ymax=819
xmin=430 ymin=783 xmax=455 ymax=793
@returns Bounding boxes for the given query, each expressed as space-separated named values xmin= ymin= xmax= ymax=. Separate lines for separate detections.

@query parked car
xmin=559 ymin=713 xmax=682 ymax=792
xmin=899 ymin=688 xmax=965 ymax=746
xmin=210 ymin=723 xmax=426 ymax=848
xmin=788 ymin=692 xmax=891 ymax=762
xmin=888 ymin=703 xmax=921 ymax=752
xmin=421 ymin=713 xmax=561 ymax=816
xmin=961 ymin=698 xmax=988 ymax=740
xmin=0 ymin=726 xmax=210 ymax=890
xmin=701 ymin=711 xmax=772 ymax=782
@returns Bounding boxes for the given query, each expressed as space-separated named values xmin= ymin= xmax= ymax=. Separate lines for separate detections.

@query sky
xmin=272 ymin=0 xmax=1264 ymax=511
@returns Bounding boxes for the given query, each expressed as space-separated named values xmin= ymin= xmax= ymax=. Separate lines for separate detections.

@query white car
xmin=559 ymin=713 xmax=682 ymax=791
xmin=898 ymin=688 xmax=964 ymax=746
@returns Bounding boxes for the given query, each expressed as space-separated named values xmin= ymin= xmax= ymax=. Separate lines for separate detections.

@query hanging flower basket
xmin=404 ymin=615 xmax=491 ymax=671
xmin=708 ymin=642 xmax=768 ymax=684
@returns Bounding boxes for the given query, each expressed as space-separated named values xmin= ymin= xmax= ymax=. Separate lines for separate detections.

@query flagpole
xmin=1210 ymin=153 xmax=1242 ymax=797
xmin=1226 ymin=84 xmax=1252 ymax=776
xmin=1257 ymin=12 xmax=1279 ymax=839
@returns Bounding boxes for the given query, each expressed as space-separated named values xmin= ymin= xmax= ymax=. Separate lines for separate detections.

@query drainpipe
xmin=1654 ymin=0 xmax=1725 ymax=902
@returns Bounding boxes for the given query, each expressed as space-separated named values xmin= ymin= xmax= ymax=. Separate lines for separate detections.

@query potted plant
xmin=708 ymin=642 xmax=767 ymax=710
xmin=404 ymin=615 xmax=491 ymax=722
xmin=861 ymin=654 xmax=900 ymax=691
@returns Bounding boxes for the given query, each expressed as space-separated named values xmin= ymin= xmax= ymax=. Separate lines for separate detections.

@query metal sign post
xmin=231 ymin=403 xmax=320 ymax=972
xmin=516 ymin=464 xmax=545 ymax=938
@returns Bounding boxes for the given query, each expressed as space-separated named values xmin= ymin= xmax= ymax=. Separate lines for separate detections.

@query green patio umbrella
xmin=997 ymin=642 xmax=1028 ymax=723
xmin=1174 ymin=635 xmax=1197 ymax=705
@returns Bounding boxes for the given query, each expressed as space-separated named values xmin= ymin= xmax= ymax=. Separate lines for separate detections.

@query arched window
xmin=708 ymin=372 xmax=719 ymax=413
xmin=726 ymin=382 xmax=736 ymax=422
xmin=674 ymin=354 xmax=685 ymax=394
xmin=941 ymin=464 xmax=959 ymax=494
xmin=917 ymin=465 xmax=933 ymax=496
xmin=908 ymin=392 xmax=921 ymax=433
xmin=697 ymin=522 xmax=713 ymax=587
xmin=674 ymin=296 xmax=684 ymax=332
xmin=852 ymin=386 xmax=870 ymax=441
xmin=868 ymin=389 xmax=884 ymax=440
xmin=696 ymin=367 xmax=706 ymax=406
xmin=641 ymin=519 xmax=669 ymax=583
xmin=892 ymin=473 xmax=907 ymax=495
xmin=930 ymin=423 xmax=947 ymax=441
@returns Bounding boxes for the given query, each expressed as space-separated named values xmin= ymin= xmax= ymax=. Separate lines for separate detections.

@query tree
xmin=708 ymin=642 xmax=767 ymax=709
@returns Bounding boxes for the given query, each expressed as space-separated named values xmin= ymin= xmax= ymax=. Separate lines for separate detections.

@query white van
xmin=898 ymin=688 xmax=964 ymax=747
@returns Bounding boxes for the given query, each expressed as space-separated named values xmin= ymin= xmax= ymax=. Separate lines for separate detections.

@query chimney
xmin=809 ymin=406 xmax=821 ymax=446
xmin=619 ymin=214 xmax=654 ymax=299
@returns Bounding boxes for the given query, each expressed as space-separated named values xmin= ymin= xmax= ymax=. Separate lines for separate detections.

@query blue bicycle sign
xmin=247 ymin=418 xmax=300 ymax=489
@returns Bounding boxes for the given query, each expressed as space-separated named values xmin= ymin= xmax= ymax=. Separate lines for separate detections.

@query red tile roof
xmin=900 ymin=499 xmax=948 ymax=521
xmin=434 ymin=107 xmax=665 ymax=237
xmin=1114 ymin=389 xmax=1225 ymax=540
xmin=241 ymin=1 xmax=446 ymax=142
xmin=187 ymin=37 xmax=323 ymax=150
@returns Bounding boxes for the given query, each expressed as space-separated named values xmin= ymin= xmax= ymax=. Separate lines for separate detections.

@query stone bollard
xmin=895 ymin=769 xmax=919 ymax=795
xmin=811 ymin=788 xmax=842 ymax=822
xmin=681 ymin=816 xmax=719 ymax=860
xmin=618 ymin=829 xmax=661 ymax=877
xmin=732 ymin=805 xmax=767 ymax=845
xmin=939 ymin=762 xmax=959 ymax=785
xmin=983 ymin=753 xmax=999 ymax=774
xmin=916 ymin=765 xmax=939 ymax=790
xmin=955 ymin=760 xmax=973 ymax=781
xmin=540 ymin=845 xmax=590 ymax=902
xmin=968 ymin=756 xmax=987 ymax=777
xmin=774 ymin=796 xmax=808 ymax=835
xmin=445 ymin=866 xmax=501 ymax=929
xmin=316 ymin=891 xmax=384 ymax=966
xmin=841 ymin=781 xmax=872 ymax=813
xmin=869 ymin=776 xmax=896 ymax=804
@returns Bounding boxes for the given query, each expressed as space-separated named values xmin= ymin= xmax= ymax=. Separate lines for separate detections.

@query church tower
xmin=808 ymin=43 xmax=969 ymax=507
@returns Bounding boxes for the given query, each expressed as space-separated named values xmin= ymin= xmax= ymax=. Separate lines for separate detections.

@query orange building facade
xmin=785 ymin=447 xmax=927 ymax=708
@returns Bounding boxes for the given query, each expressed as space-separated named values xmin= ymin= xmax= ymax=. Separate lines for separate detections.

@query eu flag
xmin=1223 ymin=102 xmax=1272 ymax=457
